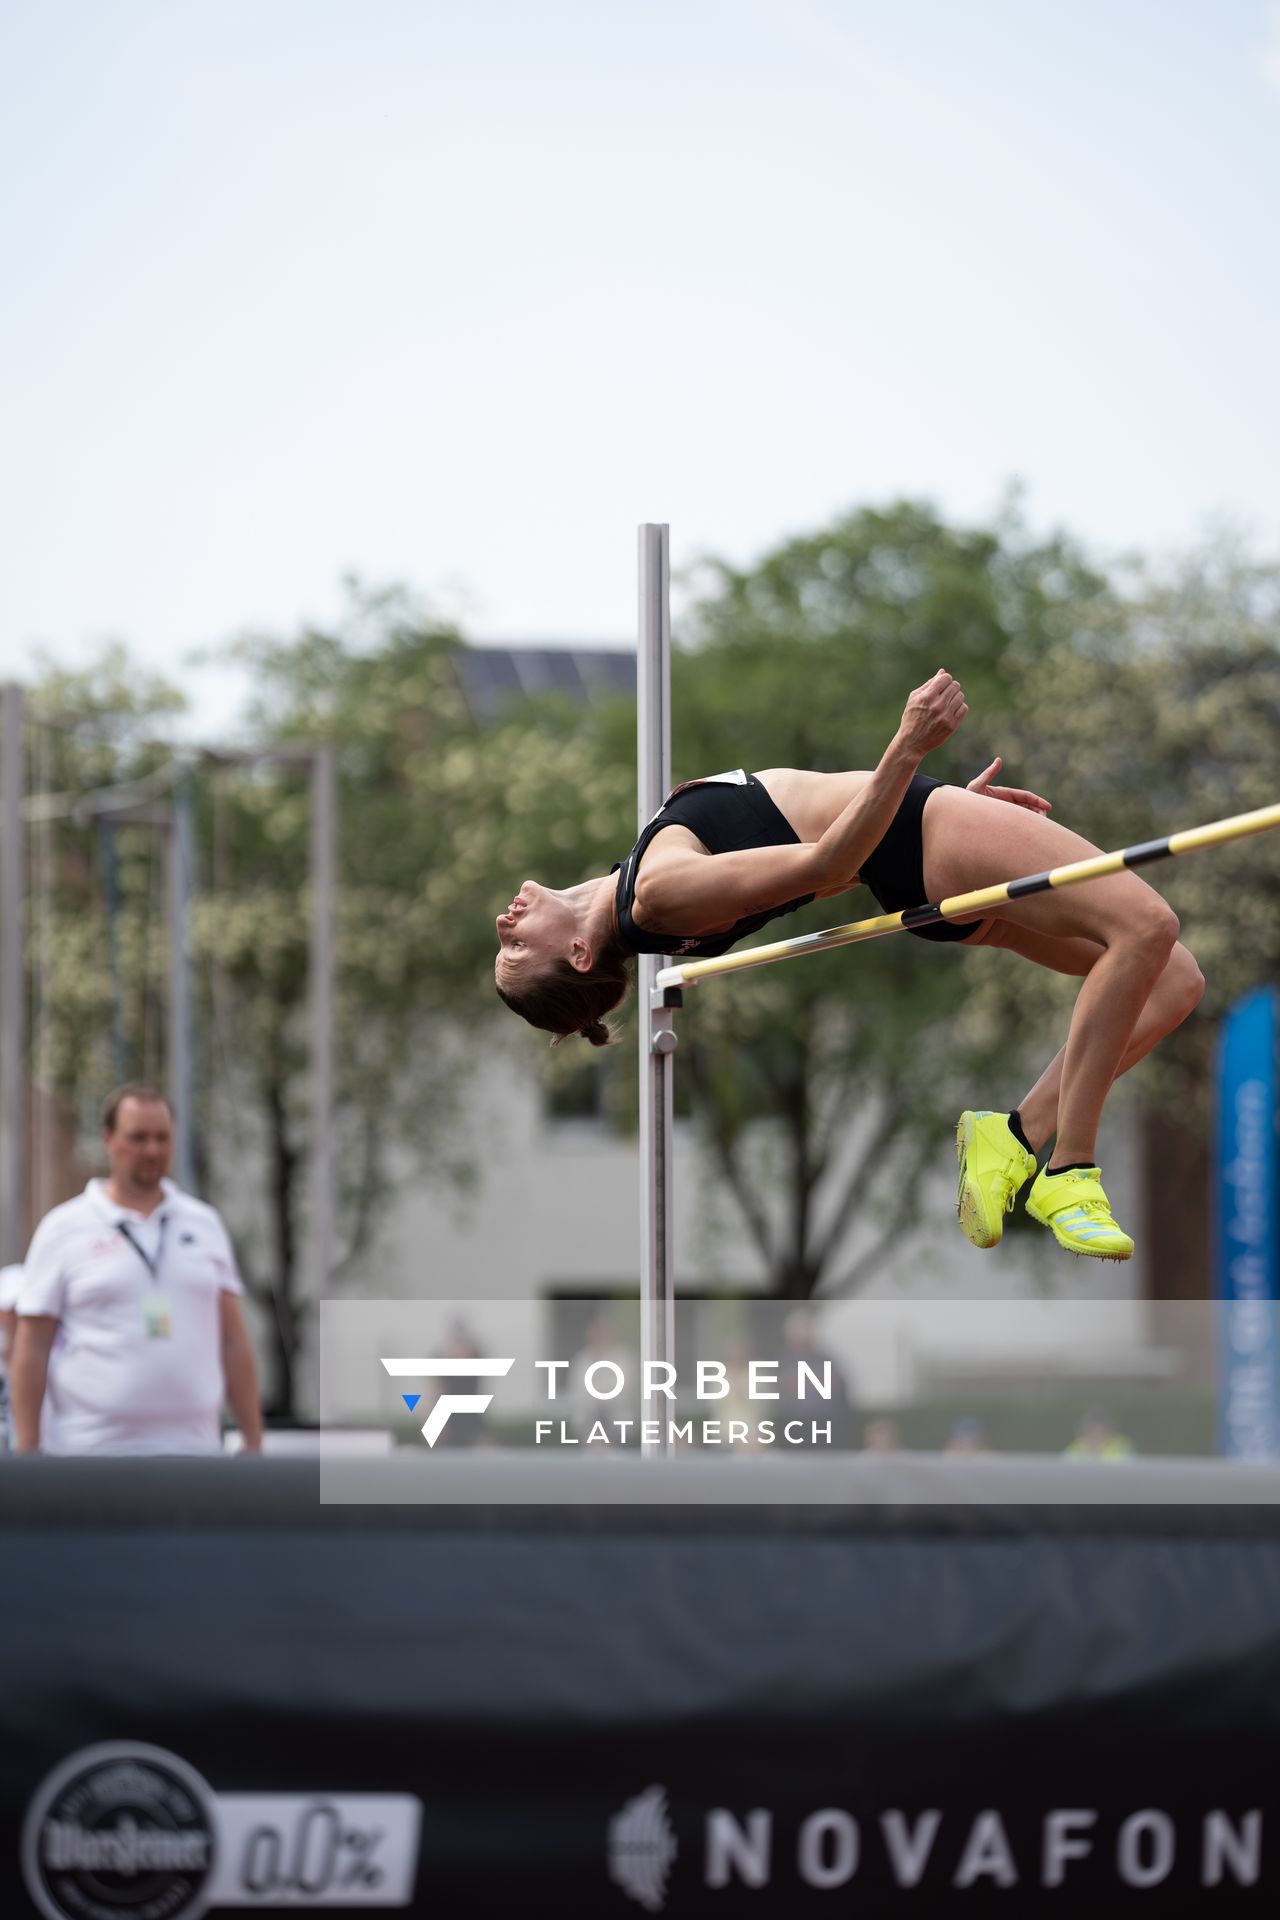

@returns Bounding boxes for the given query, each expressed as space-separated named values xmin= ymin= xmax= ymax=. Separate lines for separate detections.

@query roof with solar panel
xmin=449 ymin=645 xmax=634 ymax=724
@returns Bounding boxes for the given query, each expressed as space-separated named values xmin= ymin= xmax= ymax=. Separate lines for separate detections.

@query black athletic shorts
xmin=860 ymin=774 xmax=983 ymax=944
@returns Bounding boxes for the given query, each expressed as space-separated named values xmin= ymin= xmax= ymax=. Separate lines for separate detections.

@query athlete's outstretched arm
xmin=635 ymin=671 xmax=967 ymax=934
xmin=809 ymin=670 xmax=967 ymax=890
xmin=634 ymin=838 xmax=820 ymax=932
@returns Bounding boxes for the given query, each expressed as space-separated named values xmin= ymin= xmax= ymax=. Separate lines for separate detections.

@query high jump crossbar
xmin=655 ymin=801 xmax=1280 ymax=990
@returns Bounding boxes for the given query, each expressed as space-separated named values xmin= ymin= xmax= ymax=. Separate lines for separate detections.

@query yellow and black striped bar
xmin=655 ymin=800 xmax=1280 ymax=990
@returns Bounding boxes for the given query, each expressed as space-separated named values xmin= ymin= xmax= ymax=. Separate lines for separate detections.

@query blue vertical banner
xmin=1215 ymin=987 xmax=1280 ymax=1460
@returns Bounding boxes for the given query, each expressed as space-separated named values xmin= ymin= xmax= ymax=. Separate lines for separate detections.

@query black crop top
xmin=611 ymin=771 xmax=815 ymax=959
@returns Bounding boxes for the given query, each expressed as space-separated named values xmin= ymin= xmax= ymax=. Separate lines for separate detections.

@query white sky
xmin=2 ymin=0 xmax=1279 ymax=735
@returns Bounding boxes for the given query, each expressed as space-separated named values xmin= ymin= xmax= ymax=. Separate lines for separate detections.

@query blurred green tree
xmin=22 ymin=591 xmax=515 ymax=1413
xmin=193 ymin=582 xmax=497 ymax=1411
xmin=22 ymin=645 xmax=184 ymax=1109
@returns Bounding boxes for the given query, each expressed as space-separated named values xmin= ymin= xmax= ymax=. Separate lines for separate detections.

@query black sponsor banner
xmin=2 ymin=1459 xmax=1280 ymax=1915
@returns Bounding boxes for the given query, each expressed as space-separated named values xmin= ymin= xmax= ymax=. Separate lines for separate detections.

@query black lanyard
xmin=116 ymin=1214 xmax=170 ymax=1285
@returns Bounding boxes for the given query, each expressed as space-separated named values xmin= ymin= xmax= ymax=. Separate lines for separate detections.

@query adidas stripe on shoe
xmin=1024 ymin=1164 xmax=1134 ymax=1261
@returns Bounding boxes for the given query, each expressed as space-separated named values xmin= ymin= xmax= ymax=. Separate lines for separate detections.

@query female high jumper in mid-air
xmin=495 ymin=669 xmax=1205 ymax=1261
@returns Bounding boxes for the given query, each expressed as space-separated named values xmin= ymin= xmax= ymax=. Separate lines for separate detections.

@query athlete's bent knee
xmin=1130 ymin=901 xmax=1180 ymax=965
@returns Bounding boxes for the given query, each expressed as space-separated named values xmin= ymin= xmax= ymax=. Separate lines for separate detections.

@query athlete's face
xmin=494 ymin=880 xmax=575 ymax=983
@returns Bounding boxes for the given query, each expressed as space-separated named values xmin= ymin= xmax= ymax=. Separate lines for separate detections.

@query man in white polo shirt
xmin=10 ymin=1084 xmax=263 ymax=1456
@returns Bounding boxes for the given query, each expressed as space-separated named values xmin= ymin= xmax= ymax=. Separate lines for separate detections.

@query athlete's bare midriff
xmin=632 ymin=769 xmax=880 ymax=929
xmin=752 ymin=768 xmax=877 ymax=844
xmin=643 ymin=771 xmax=877 ymax=858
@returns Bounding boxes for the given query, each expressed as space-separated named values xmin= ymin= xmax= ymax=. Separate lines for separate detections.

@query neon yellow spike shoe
xmin=1025 ymin=1164 xmax=1134 ymax=1262
xmin=955 ymin=1111 xmax=1037 ymax=1249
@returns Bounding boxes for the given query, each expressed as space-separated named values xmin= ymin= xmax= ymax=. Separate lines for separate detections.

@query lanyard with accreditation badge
xmin=116 ymin=1214 xmax=173 ymax=1339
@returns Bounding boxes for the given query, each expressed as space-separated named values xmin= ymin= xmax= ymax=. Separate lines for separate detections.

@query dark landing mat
xmin=3 ymin=1457 xmax=1280 ymax=1914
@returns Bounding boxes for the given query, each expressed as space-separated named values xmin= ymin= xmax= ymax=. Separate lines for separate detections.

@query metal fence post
xmin=0 ymin=685 xmax=25 ymax=1262
xmin=167 ymin=769 xmax=196 ymax=1190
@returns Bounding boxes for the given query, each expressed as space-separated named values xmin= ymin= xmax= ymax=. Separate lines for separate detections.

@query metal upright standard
xmin=0 ymin=684 xmax=25 ymax=1264
xmin=308 ymin=744 xmax=337 ymax=1322
xmin=637 ymin=524 xmax=678 ymax=1457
